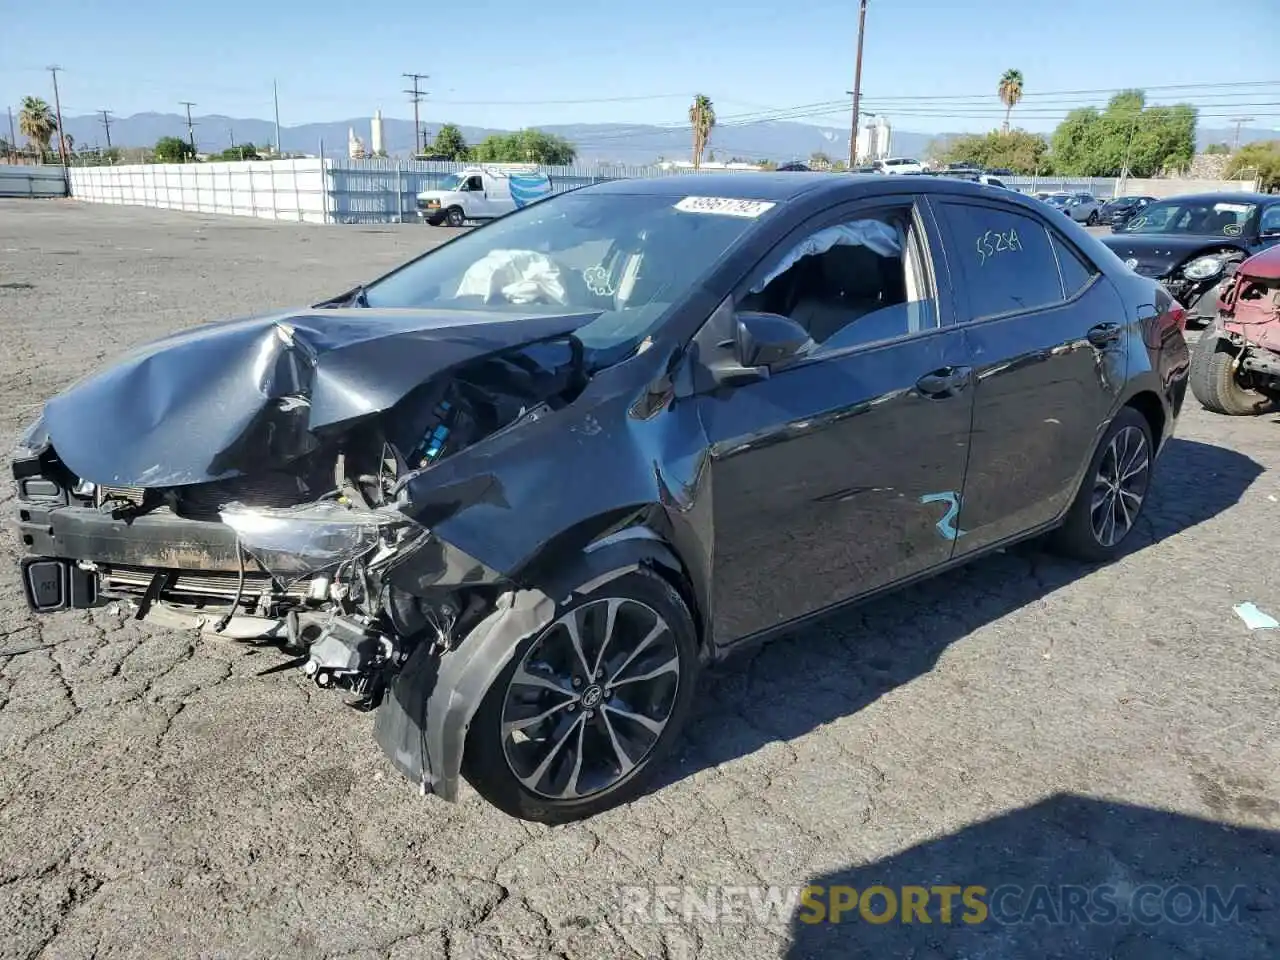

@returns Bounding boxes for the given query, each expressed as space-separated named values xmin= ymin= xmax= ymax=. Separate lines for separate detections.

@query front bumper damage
xmin=11 ymin=436 xmax=534 ymax=802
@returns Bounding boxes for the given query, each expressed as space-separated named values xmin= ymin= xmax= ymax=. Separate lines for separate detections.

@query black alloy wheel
xmin=1049 ymin=406 xmax=1154 ymax=562
xmin=463 ymin=568 xmax=698 ymax=823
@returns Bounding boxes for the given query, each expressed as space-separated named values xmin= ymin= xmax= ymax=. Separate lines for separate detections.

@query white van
xmin=416 ymin=166 xmax=553 ymax=226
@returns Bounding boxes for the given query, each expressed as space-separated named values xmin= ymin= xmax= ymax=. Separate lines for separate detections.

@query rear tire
xmin=462 ymin=567 xmax=699 ymax=824
xmin=1189 ymin=332 xmax=1270 ymax=416
xmin=1048 ymin=406 xmax=1153 ymax=563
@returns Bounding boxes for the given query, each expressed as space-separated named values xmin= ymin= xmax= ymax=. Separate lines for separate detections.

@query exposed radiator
xmin=103 ymin=565 xmax=310 ymax=601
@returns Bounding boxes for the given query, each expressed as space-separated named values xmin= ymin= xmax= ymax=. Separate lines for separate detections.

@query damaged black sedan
xmin=14 ymin=174 xmax=1188 ymax=822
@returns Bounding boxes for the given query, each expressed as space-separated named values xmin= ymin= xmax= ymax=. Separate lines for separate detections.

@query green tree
xmin=211 ymin=143 xmax=260 ymax=161
xmin=937 ymin=129 xmax=1050 ymax=175
xmin=431 ymin=123 xmax=471 ymax=161
xmin=1204 ymin=143 xmax=1231 ymax=155
xmin=155 ymin=135 xmax=196 ymax=163
xmin=470 ymin=129 xmax=575 ymax=164
xmin=18 ymin=96 xmax=56 ymax=161
xmin=689 ymin=94 xmax=715 ymax=169
xmin=809 ymin=150 xmax=833 ymax=170
xmin=998 ymin=69 xmax=1024 ymax=133
xmin=1049 ymin=91 xmax=1196 ymax=177
xmin=1225 ymin=140 xmax=1280 ymax=191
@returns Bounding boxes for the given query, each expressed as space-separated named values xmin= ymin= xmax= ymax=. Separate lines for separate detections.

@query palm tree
xmin=689 ymin=94 xmax=715 ymax=170
xmin=998 ymin=70 xmax=1024 ymax=134
xmin=19 ymin=96 xmax=56 ymax=163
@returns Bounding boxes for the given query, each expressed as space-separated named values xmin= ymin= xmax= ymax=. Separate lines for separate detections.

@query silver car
xmin=1062 ymin=193 xmax=1105 ymax=225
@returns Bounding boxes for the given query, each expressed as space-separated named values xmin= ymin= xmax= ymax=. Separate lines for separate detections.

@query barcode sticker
xmin=674 ymin=196 xmax=776 ymax=218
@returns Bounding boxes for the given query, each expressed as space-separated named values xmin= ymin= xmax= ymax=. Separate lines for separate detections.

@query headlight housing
xmin=1181 ymin=255 xmax=1224 ymax=281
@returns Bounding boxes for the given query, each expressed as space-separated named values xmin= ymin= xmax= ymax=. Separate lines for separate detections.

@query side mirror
xmin=733 ymin=311 xmax=812 ymax=370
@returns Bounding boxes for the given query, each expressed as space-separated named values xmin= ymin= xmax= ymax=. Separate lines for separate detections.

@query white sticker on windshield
xmin=674 ymin=196 xmax=776 ymax=218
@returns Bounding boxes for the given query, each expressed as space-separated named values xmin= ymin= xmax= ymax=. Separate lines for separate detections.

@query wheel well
xmin=1125 ymin=390 xmax=1166 ymax=446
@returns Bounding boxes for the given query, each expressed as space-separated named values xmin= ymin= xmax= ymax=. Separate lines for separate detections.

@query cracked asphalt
xmin=0 ymin=199 xmax=1277 ymax=960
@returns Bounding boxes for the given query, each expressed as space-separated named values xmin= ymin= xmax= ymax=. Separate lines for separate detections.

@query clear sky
xmin=3 ymin=0 xmax=1278 ymax=138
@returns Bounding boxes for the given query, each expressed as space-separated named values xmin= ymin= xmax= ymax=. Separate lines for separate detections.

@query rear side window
xmin=938 ymin=202 xmax=1064 ymax=319
xmin=1049 ymin=233 xmax=1097 ymax=298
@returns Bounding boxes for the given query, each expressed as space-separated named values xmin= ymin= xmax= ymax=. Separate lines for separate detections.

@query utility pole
xmin=98 ymin=110 xmax=113 ymax=150
xmin=403 ymin=73 xmax=429 ymax=156
xmin=1119 ymin=109 xmax=1141 ymax=192
xmin=6 ymin=106 xmax=16 ymax=160
xmin=273 ymin=78 xmax=282 ymax=155
xmin=48 ymin=65 xmax=69 ymax=167
xmin=180 ymin=101 xmax=198 ymax=158
xmin=848 ymin=0 xmax=868 ymax=167
xmin=1229 ymin=116 xmax=1254 ymax=152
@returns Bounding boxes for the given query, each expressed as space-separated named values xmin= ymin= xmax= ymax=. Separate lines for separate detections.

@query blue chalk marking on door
xmin=920 ymin=491 xmax=966 ymax=541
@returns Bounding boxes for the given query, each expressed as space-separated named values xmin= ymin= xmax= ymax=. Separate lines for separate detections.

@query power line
xmin=179 ymin=101 xmax=197 ymax=155
xmin=431 ymin=93 xmax=688 ymax=106
xmin=403 ymin=72 xmax=429 ymax=155
xmin=98 ymin=109 xmax=112 ymax=150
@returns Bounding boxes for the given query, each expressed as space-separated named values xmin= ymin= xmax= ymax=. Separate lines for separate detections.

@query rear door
xmin=931 ymin=197 xmax=1126 ymax=555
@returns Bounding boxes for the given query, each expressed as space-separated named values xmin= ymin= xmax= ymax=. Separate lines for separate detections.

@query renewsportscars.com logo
xmin=615 ymin=883 xmax=1249 ymax=927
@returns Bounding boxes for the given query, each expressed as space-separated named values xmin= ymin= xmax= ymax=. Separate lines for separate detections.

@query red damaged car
xmin=1190 ymin=244 xmax=1280 ymax=415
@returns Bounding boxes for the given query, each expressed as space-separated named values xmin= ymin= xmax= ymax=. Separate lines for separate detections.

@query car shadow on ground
xmin=785 ymin=793 xmax=1278 ymax=959
xmin=651 ymin=436 xmax=1263 ymax=794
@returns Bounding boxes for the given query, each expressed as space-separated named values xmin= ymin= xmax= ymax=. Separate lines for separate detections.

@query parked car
xmin=1099 ymin=195 xmax=1156 ymax=230
xmin=14 ymin=174 xmax=1189 ymax=823
xmin=416 ymin=166 xmax=552 ymax=226
xmin=1064 ymin=193 xmax=1105 ymax=225
xmin=776 ymin=161 xmax=811 ymax=172
xmin=1189 ymin=244 xmax=1280 ymax=415
xmin=876 ymin=157 xmax=925 ymax=175
xmin=1101 ymin=192 xmax=1280 ymax=328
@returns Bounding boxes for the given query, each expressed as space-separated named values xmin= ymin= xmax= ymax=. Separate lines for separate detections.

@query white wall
xmin=1112 ymin=177 xmax=1260 ymax=199
xmin=69 ymin=160 xmax=330 ymax=223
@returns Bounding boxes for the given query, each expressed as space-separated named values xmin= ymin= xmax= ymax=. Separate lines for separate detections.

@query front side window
xmin=465 ymin=176 xmax=484 ymax=191
xmin=361 ymin=192 xmax=767 ymax=355
xmin=938 ymin=202 xmax=1065 ymax=319
xmin=737 ymin=207 xmax=935 ymax=350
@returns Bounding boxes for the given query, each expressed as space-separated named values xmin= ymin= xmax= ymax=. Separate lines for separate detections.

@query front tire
xmin=1049 ymin=406 xmax=1153 ymax=562
xmin=462 ymin=568 xmax=699 ymax=823
xmin=444 ymin=206 xmax=465 ymax=227
xmin=1189 ymin=332 xmax=1271 ymax=416
xmin=1087 ymin=210 xmax=1099 ymax=226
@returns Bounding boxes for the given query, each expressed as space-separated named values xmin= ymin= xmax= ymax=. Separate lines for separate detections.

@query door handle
xmin=915 ymin=365 xmax=973 ymax=398
xmin=1087 ymin=322 xmax=1122 ymax=347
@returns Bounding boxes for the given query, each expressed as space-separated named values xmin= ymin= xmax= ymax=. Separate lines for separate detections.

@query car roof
xmin=580 ymin=171 xmax=1025 ymax=205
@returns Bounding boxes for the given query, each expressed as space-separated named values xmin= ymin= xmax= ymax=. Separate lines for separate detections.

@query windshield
xmin=436 ymin=174 xmax=463 ymax=192
xmin=1119 ymin=199 xmax=1257 ymax=237
xmin=361 ymin=191 xmax=768 ymax=353
xmin=1045 ymin=195 xmax=1071 ymax=206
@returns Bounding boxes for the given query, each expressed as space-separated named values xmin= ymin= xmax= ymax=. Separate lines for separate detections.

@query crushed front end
xmin=11 ymin=306 xmax=596 ymax=798
xmin=1214 ymin=247 xmax=1280 ymax=387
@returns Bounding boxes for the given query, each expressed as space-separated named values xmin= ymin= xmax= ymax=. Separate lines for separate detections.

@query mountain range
xmin=56 ymin=111 xmax=1280 ymax=167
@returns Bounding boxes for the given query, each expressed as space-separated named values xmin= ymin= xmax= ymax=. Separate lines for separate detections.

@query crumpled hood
xmin=1099 ymin=234 xmax=1239 ymax=278
xmin=42 ymin=306 xmax=597 ymax=487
